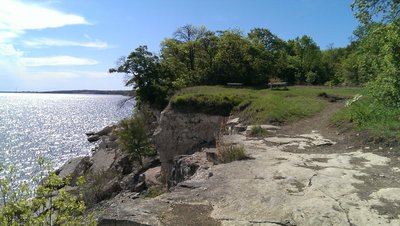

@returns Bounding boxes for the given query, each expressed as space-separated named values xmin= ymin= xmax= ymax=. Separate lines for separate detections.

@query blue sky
xmin=0 ymin=0 xmax=359 ymax=91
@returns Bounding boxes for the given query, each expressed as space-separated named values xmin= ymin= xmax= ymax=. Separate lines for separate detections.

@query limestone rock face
xmin=56 ymin=156 xmax=92 ymax=186
xmin=153 ymin=105 xmax=224 ymax=184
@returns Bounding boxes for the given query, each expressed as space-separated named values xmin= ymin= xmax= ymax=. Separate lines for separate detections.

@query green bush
xmin=0 ymin=158 xmax=96 ymax=226
xmin=114 ymin=113 xmax=155 ymax=166
xmin=332 ymin=94 xmax=400 ymax=142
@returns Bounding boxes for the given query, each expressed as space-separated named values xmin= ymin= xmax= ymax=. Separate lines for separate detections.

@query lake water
xmin=0 ymin=93 xmax=134 ymax=182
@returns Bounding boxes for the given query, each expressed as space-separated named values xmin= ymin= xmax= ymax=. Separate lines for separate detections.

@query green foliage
xmin=109 ymin=45 xmax=172 ymax=109
xmin=111 ymin=25 xmax=363 ymax=109
xmin=114 ymin=112 xmax=155 ymax=166
xmin=249 ymin=126 xmax=271 ymax=137
xmin=332 ymin=94 xmax=400 ymax=142
xmin=352 ymin=0 xmax=400 ymax=24
xmin=0 ymin=159 xmax=96 ymax=226
xmin=350 ymin=1 xmax=400 ymax=108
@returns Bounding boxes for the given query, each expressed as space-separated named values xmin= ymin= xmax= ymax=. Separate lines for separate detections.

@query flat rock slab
xmin=265 ymin=137 xmax=309 ymax=144
xmin=97 ymin=132 xmax=400 ymax=226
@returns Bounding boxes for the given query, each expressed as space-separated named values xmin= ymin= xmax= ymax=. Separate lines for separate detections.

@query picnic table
xmin=226 ymin=83 xmax=243 ymax=87
xmin=268 ymin=82 xmax=287 ymax=90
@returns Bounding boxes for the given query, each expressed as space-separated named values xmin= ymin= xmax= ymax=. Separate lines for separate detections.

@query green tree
xmin=109 ymin=45 xmax=170 ymax=109
xmin=352 ymin=0 xmax=400 ymax=24
xmin=248 ymin=28 xmax=287 ymax=83
xmin=352 ymin=0 xmax=400 ymax=107
xmin=173 ymin=24 xmax=207 ymax=72
xmin=287 ymin=35 xmax=323 ymax=84
xmin=114 ymin=112 xmax=155 ymax=167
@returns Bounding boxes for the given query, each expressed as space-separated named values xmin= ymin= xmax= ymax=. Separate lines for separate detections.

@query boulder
xmin=169 ymin=151 xmax=210 ymax=187
xmin=85 ymin=131 xmax=95 ymax=136
xmin=143 ymin=166 xmax=162 ymax=187
xmin=56 ymin=156 xmax=92 ymax=186
xmin=87 ymin=135 xmax=100 ymax=142
xmin=205 ymin=148 xmax=219 ymax=164
xmin=96 ymin=177 xmax=123 ymax=202
xmin=95 ymin=125 xmax=117 ymax=136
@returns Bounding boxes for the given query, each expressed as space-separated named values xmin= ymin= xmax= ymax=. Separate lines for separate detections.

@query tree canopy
xmin=110 ymin=11 xmax=400 ymax=108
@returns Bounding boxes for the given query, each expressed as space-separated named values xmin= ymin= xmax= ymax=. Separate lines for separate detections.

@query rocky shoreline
xmin=54 ymin=103 xmax=227 ymax=224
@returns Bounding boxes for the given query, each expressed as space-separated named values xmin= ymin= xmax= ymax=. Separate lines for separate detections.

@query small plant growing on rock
xmin=143 ymin=185 xmax=165 ymax=198
xmin=217 ymin=144 xmax=247 ymax=163
xmin=114 ymin=113 xmax=156 ymax=166
xmin=216 ymin=120 xmax=248 ymax=163
xmin=249 ymin=125 xmax=271 ymax=137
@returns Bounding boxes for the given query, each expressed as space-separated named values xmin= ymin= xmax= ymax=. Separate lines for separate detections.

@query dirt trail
xmin=97 ymin=102 xmax=400 ymax=226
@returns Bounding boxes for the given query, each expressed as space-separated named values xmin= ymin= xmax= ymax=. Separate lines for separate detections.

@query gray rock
xmin=143 ymin=166 xmax=161 ymax=187
xmin=87 ymin=134 xmax=100 ymax=142
xmin=95 ymin=125 xmax=117 ymax=136
xmin=205 ymin=148 xmax=219 ymax=164
xmin=153 ymin=104 xmax=224 ymax=184
xmin=56 ymin=156 xmax=92 ymax=186
xmin=227 ymin=117 xmax=240 ymax=125
xmin=169 ymin=155 xmax=200 ymax=187
xmin=85 ymin=131 xmax=95 ymax=136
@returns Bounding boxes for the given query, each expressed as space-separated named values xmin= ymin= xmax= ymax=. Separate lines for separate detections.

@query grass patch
xmin=331 ymin=96 xmax=400 ymax=143
xmin=171 ymin=91 xmax=249 ymax=116
xmin=217 ymin=144 xmax=247 ymax=163
xmin=172 ymin=86 xmax=361 ymax=124
xmin=144 ymin=185 xmax=165 ymax=198
xmin=249 ymin=125 xmax=271 ymax=137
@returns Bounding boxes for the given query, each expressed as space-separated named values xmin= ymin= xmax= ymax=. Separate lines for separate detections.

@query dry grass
xmin=249 ymin=125 xmax=271 ymax=137
xmin=216 ymin=120 xmax=247 ymax=163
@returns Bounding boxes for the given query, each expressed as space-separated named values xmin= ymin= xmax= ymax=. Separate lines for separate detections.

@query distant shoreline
xmin=0 ymin=90 xmax=132 ymax=96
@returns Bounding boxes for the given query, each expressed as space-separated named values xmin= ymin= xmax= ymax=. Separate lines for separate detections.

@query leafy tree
xmin=248 ymin=28 xmax=286 ymax=52
xmin=173 ymin=24 xmax=207 ymax=72
xmin=287 ymin=35 xmax=323 ymax=84
xmin=114 ymin=111 xmax=155 ymax=167
xmin=352 ymin=0 xmax=400 ymax=24
xmin=109 ymin=45 xmax=171 ymax=109
xmin=352 ymin=0 xmax=400 ymax=107
xmin=248 ymin=28 xmax=287 ymax=83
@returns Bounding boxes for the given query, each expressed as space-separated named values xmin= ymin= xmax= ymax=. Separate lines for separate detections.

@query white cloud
xmin=0 ymin=31 xmax=19 ymax=41
xmin=0 ymin=43 xmax=24 ymax=57
xmin=20 ymin=56 xmax=98 ymax=67
xmin=0 ymin=0 xmax=89 ymax=33
xmin=0 ymin=0 xmax=91 ymax=59
xmin=23 ymin=38 xmax=109 ymax=49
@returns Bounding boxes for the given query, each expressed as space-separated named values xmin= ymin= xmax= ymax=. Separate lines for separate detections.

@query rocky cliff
xmin=153 ymin=104 xmax=224 ymax=186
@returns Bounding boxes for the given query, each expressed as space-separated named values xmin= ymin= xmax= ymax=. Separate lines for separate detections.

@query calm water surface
xmin=0 ymin=93 xmax=133 ymax=182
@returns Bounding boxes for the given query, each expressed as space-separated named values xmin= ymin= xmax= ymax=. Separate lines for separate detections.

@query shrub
xmin=332 ymin=94 xmax=400 ymax=142
xmin=0 ymin=158 xmax=96 ymax=226
xmin=114 ymin=113 xmax=155 ymax=166
xmin=217 ymin=144 xmax=247 ymax=163
xmin=249 ymin=125 xmax=271 ymax=137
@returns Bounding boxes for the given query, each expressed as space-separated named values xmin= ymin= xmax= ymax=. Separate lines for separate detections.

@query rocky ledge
xmin=88 ymin=117 xmax=400 ymax=226
xmin=56 ymin=124 xmax=162 ymax=208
